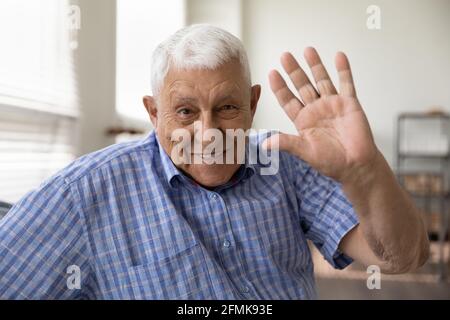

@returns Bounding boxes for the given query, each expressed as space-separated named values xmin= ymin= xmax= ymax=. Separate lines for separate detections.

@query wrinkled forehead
xmin=168 ymin=81 xmax=244 ymax=102
xmin=161 ymin=60 xmax=250 ymax=101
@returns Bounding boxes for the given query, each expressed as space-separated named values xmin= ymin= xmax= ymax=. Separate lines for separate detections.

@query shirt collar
xmin=155 ymin=133 xmax=182 ymax=188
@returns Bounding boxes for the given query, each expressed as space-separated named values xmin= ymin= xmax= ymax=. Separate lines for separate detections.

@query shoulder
xmin=48 ymin=131 xmax=158 ymax=187
xmin=9 ymin=132 xmax=158 ymax=208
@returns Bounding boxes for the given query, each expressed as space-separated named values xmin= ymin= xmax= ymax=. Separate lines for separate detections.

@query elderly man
xmin=0 ymin=24 xmax=429 ymax=299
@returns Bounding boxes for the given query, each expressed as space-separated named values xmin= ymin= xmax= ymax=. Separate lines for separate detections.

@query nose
xmin=193 ymin=113 xmax=223 ymax=152
xmin=200 ymin=111 xmax=217 ymax=132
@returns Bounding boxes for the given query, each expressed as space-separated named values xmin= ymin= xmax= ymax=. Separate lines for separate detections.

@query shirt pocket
xmin=98 ymin=242 xmax=214 ymax=300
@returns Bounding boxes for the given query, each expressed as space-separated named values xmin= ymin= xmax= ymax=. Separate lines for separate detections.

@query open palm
xmin=264 ymin=48 xmax=378 ymax=182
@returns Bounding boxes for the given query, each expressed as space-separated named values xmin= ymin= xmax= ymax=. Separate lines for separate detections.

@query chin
xmin=187 ymin=164 xmax=238 ymax=188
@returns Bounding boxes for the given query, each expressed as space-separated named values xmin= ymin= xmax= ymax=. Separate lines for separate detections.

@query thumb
xmin=262 ymin=133 xmax=310 ymax=159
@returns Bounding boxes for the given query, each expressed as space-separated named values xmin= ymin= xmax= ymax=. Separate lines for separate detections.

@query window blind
xmin=0 ymin=0 xmax=78 ymax=203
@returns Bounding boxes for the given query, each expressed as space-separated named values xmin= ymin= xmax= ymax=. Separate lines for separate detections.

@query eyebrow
xmin=215 ymin=94 xmax=239 ymax=105
xmin=171 ymin=94 xmax=240 ymax=107
xmin=171 ymin=96 xmax=198 ymax=105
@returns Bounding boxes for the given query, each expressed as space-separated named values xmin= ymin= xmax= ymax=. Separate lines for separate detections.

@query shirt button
xmin=223 ymin=240 xmax=231 ymax=248
xmin=241 ymin=285 xmax=250 ymax=293
xmin=210 ymin=194 xmax=218 ymax=200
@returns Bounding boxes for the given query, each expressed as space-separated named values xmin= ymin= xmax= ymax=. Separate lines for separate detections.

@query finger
xmin=304 ymin=47 xmax=338 ymax=96
xmin=269 ymin=70 xmax=304 ymax=122
xmin=262 ymin=133 xmax=312 ymax=162
xmin=335 ymin=51 xmax=357 ymax=98
xmin=280 ymin=52 xmax=319 ymax=104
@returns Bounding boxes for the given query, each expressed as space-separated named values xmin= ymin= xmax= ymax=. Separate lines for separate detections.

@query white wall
xmin=241 ymin=0 xmax=450 ymax=165
xmin=187 ymin=0 xmax=243 ymax=38
xmin=74 ymin=0 xmax=117 ymax=156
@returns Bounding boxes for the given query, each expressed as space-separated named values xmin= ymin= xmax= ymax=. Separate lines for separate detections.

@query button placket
xmin=208 ymin=191 xmax=253 ymax=299
xmin=210 ymin=193 xmax=218 ymax=200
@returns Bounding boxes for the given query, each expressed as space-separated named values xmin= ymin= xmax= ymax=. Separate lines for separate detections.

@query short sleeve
xmin=0 ymin=177 xmax=95 ymax=299
xmin=292 ymin=156 xmax=359 ymax=269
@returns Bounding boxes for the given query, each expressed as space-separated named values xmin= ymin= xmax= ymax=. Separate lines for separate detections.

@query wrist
xmin=341 ymin=149 xmax=386 ymax=194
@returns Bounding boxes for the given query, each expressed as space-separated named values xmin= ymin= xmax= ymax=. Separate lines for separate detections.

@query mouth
xmin=192 ymin=150 xmax=226 ymax=158
xmin=191 ymin=147 xmax=233 ymax=161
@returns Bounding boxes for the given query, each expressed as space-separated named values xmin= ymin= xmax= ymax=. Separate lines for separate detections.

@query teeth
xmin=193 ymin=154 xmax=222 ymax=158
xmin=192 ymin=151 xmax=227 ymax=157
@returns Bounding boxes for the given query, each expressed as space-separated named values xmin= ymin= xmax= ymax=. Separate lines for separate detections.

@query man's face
xmin=144 ymin=59 xmax=261 ymax=188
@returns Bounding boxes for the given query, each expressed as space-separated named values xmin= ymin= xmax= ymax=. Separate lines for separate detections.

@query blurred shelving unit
xmin=395 ymin=110 xmax=450 ymax=280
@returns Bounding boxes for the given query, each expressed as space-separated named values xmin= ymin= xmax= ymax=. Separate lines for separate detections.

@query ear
xmin=250 ymin=85 xmax=261 ymax=118
xmin=143 ymin=96 xmax=158 ymax=128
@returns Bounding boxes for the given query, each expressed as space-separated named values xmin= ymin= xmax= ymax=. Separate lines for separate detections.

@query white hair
xmin=151 ymin=24 xmax=251 ymax=96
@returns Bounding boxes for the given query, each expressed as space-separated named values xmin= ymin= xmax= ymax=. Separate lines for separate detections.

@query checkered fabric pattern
xmin=0 ymin=131 xmax=358 ymax=299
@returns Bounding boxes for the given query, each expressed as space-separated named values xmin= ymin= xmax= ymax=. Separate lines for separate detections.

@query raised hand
xmin=263 ymin=47 xmax=379 ymax=183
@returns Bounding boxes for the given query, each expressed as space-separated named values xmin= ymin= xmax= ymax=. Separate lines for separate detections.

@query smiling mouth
xmin=191 ymin=150 xmax=227 ymax=157
xmin=191 ymin=147 xmax=234 ymax=158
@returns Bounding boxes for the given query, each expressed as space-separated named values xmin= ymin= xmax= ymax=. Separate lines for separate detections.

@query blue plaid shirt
xmin=0 ymin=131 xmax=358 ymax=299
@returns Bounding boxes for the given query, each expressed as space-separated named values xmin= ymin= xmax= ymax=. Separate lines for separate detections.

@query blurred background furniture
xmin=395 ymin=110 xmax=450 ymax=281
xmin=0 ymin=201 xmax=13 ymax=220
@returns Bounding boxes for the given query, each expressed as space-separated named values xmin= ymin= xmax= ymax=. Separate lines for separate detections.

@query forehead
xmin=162 ymin=60 xmax=248 ymax=99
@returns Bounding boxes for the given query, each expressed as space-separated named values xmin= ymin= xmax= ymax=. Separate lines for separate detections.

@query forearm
xmin=341 ymin=150 xmax=430 ymax=273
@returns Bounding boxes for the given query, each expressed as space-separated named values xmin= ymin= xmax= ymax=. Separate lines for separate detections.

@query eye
xmin=176 ymin=107 xmax=195 ymax=118
xmin=219 ymin=105 xmax=238 ymax=112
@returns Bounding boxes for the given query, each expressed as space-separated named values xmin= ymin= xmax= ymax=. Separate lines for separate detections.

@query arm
xmin=339 ymin=151 xmax=429 ymax=273
xmin=0 ymin=177 xmax=94 ymax=299
xmin=263 ymin=47 xmax=429 ymax=273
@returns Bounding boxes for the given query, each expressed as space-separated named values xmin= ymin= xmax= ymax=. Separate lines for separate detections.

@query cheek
xmin=226 ymin=117 xmax=252 ymax=132
xmin=157 ymin=119 xmax=195 ymax=166
xmin=159 ymin=114 xmax=185 ymax=139
xmin=233 ymin=108 xmax=253 ymax=125
xmin=221 ymin=112 xmax=252 ymax=129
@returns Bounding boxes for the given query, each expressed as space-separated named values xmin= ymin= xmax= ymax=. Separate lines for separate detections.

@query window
xmin=0 ymin=0 xmax=78 ymax=203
